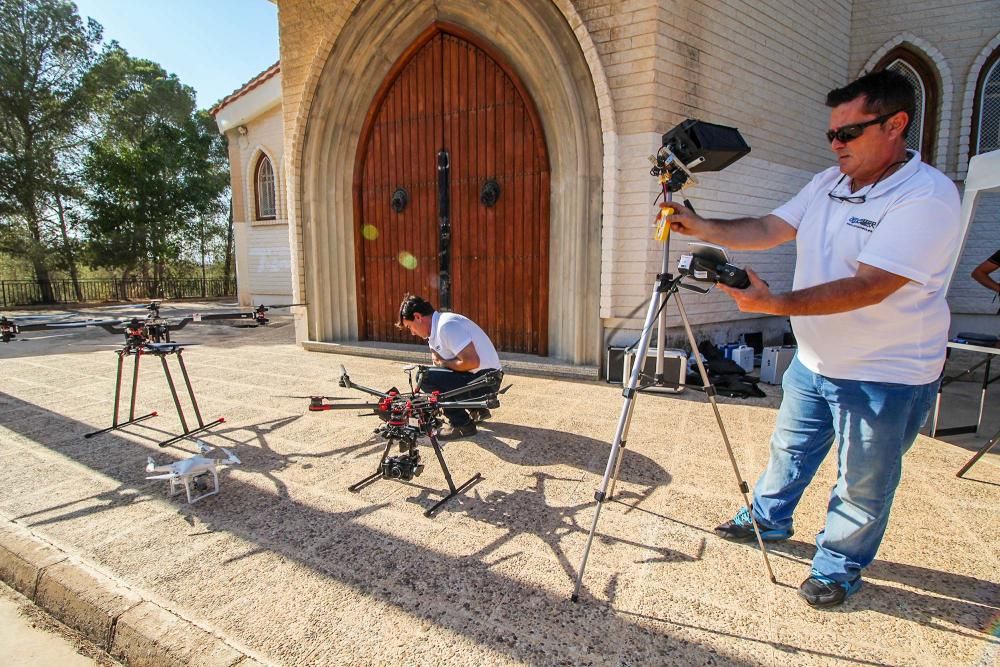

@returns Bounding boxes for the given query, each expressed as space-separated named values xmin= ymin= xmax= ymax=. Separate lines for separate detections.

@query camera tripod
xmin=571 ymin=202 xmax=776 ymax=602
xmin=84 ymin=343 xmax=224 ymax=448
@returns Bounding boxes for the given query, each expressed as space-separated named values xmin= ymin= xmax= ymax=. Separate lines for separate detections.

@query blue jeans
xmin=752 ymin=356 xmax=938 ymax=583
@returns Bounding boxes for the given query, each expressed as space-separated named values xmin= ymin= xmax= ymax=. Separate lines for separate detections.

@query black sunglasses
xmin=826 ymin=111 xmax=900 ymax=143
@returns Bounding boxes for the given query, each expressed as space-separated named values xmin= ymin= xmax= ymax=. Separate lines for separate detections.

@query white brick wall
xmin=592 ymin=0 xmax=850 ymax=345
xmin=227 ymin=104 xmax=293 ymax=304
xmin=849 ymin=1 xmax=1000 ymax=316
xmin=850 ymin=0 xmax=999 ymax=175
xmin=272 ymin=0 xmax=999 ymax=358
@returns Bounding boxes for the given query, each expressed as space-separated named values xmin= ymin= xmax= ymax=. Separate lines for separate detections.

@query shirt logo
xmin=846 ymin=216 xmax=879 ymax=232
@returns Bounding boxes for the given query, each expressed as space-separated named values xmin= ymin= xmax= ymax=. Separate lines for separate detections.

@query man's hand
xmin=661 ymin=201 xmax=707 ymax=237
xmin=717 ymin=268 xmax=777 ymax=313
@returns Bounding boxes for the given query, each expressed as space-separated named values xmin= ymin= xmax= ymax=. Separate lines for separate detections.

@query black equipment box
xmin=606 ymin=345 xmax=686 ymax=393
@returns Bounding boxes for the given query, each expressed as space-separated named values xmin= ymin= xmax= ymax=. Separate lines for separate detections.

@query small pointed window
xmin=886 ymin=60 xmax=926 ymax=154
xmin=974 ymin=51 xmax=1000 ymax=155
xmin=255 ymin=154 xmax=276 ymax=220
xmin=875 ymin=48 xmax=938 ymax=162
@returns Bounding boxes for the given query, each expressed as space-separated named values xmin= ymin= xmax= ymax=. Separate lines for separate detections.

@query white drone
xmin=146 ymin=440 xmax=241 ymax=504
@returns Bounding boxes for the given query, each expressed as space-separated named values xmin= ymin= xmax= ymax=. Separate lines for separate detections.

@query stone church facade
xmin=253 ymin=0 xmax=998 ymax=368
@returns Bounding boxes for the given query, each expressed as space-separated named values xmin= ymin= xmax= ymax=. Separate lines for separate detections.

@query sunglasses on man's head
xmin=826 ymin=111 xmax=900 ymax=143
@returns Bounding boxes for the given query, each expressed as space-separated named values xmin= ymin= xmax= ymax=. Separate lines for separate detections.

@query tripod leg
xmin=573 ymin=287 xmax=662 ymax=601
xmin=673 ymin=291 xmax=776 ymax=584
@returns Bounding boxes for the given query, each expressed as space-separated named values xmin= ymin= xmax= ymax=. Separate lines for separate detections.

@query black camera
xmin=653 ymin=119 xmax=751 ymax=192
xmin=382 ymin=453 xmax=424 ymax=481
xmin=678 ymin=242 xmax=750 ymax=289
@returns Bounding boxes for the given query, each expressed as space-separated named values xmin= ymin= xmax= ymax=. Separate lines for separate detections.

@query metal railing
xmin=0 ymin=278 xmax=235 ymax=308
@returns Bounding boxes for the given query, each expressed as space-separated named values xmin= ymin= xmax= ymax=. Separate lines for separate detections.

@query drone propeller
xmin=278 ymin=395 xmax=352 ymax=400
xmin=144 ymin=342 xmax=199 ymax=352
xmin=258 ymin=302 xmax=306 ymax=309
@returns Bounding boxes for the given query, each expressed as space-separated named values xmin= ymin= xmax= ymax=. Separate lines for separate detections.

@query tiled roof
xmin=209 ymin=61 xmax=280 ymax=117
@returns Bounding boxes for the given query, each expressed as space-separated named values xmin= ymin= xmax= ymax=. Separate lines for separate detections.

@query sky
xmin=72 ymin=0 xmax=280 ymax=111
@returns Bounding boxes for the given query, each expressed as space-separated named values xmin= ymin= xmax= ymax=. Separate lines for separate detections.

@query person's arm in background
xmin=971 ymin=255 xmax=1000 ymax=295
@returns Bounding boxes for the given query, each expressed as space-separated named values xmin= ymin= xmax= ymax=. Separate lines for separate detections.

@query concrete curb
xmin=0 ymin=520 xmax=266 ymax=667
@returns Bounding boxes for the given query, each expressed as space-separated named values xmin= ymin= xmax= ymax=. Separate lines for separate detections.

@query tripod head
xmin=650 ymin=119 xmax=751 ymax=193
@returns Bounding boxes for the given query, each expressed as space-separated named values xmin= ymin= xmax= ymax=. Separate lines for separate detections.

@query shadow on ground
xmin=1 ymin=391 xmax=997 ymax=664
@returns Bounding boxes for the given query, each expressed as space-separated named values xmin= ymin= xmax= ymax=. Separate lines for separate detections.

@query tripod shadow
xmin=474 ymin=421 xmax=670 ymax=488
xmin=408 ymin=471 xmax=700 ymax=586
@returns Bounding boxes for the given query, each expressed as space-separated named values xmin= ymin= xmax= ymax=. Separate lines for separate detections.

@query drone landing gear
xmin=84 ymin=347 xmax=224 ymax=447
xmin=349 ymin=433 xmax=481 ymax=518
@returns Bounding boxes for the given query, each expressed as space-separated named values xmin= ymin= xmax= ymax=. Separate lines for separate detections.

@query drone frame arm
xmin=338 ymin=365 xmax=390 ymax=399
xmin=434 ymin=370 xmax=503 ymax=400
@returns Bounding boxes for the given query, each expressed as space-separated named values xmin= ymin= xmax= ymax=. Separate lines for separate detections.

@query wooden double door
xmin=354 ymin=27 xmax=549 ymax=355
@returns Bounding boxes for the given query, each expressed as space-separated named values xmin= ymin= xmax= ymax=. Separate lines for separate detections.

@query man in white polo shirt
xmin=397 ymin=294 xmax=502 ymax=440
xmin=664 ymin=69 xmax=960 ymax=608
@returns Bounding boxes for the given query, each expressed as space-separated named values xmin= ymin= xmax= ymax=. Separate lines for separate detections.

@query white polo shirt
xmin=772 ymin=151 xmax=961 ymax=384
xmin=428 ymin=311 xmax=501 ymax=372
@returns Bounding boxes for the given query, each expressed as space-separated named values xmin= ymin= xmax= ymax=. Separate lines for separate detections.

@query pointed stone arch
xmin=958 ymin=32 xmax=1000 ymax=176
xmin=293 ymin=0 xmax=612 ymax=364
xmin=860 ymin=34 xmax=953 ymax=173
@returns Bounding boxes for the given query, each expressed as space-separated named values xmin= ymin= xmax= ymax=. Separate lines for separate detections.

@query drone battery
xmin=760 ymin=346 xmax=796 ymax=384
xmin=623 ymin=348 xmax=687 ymax=393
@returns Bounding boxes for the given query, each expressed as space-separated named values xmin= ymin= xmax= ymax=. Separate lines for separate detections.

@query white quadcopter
xmin=145 ymin=441 xmax=241 ymax=504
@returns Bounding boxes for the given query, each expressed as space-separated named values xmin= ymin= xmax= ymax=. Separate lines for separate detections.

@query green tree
xmin=0 ymin=0 xmax=101 ymax=300
xmin=83 ymin=46 xmax=229 ymax=292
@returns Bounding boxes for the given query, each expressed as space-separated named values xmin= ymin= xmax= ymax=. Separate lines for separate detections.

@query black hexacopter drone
xmin=303 ymin=364 xmax=509 ymax=517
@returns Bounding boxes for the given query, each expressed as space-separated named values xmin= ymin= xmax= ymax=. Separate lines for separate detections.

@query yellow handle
xmin=654 ymin=206 xmax=673 ymax=242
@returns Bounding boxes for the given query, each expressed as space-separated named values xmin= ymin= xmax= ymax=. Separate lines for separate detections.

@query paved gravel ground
xmin=1 ymin=302 xmax=998 ymax=666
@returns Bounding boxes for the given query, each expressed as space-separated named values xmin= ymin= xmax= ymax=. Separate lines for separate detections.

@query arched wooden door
xmin=354 ymin=26 xmax=549 ymax=355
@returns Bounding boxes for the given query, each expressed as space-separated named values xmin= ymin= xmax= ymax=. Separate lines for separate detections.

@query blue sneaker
xmin=714 ymin=506 xmax=793 ymax=542
xmin=798 ymin=571 xmax=862 ymax=608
